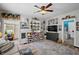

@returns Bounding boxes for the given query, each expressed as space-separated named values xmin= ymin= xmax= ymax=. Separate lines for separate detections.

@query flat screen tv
xmin=48 ymin=25 xmax=57 ymax=32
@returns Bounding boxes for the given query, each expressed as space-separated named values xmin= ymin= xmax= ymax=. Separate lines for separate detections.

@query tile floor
xmin=3 ymin=39 xmax=79 ymax=55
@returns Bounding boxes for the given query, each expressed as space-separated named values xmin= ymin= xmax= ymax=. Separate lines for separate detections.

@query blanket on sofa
xmin=0 ymin=39 xmax=14 ymax=54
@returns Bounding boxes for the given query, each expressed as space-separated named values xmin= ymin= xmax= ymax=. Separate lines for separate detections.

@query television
xmin=21 ymin=33 xmax=26 ymax=39
xmin=48 ymin=25 xmax=57 ymax=32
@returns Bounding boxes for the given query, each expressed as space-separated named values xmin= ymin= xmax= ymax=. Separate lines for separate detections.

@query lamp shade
xmin=0 ymin=32 xmax=2 ymax=38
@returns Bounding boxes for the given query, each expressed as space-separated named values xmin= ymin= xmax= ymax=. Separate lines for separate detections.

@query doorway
xmin=63 ymin=18 xmax=75 ymax=46
xmin=4 ymin=24 xmax=15 ymax=41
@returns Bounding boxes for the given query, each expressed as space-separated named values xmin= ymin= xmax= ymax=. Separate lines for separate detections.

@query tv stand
xmin=46 ymin=31 xmax=59 ymax=41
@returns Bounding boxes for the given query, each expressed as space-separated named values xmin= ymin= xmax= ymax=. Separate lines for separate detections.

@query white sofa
xmin=0 ymin=39 xmax=14 ymax=54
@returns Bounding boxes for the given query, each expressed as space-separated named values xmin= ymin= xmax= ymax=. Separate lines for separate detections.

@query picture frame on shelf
xmin=48 ymin=18 xmax=58 ymax=25
xmin=56 ymin=18 xmax=58 ymax=24
xmin=0 ymin=22 xmax=1 ymax=32
xmin=20 ymin=22 xmax=29 ymax=29
xmin=76 ymin=22 xmax=79 ymax=26
xmin=76 ymin=22 xmax=79 ymax=31
xmin=76 ymin=27 xmax=79 ymax=31
xmin=0 ymin=20 xmax=3 ymax=32
xmin=52 ymin=19 xmax=55 ymax=24
xmin=48 ymin=20 xmax=50 ymax=25
xmin=59 ymin=25 xmax=62 ymax=31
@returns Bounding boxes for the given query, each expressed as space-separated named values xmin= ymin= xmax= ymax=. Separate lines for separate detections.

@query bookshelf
xmin=30 ymin=19 xmax=40 ymax=32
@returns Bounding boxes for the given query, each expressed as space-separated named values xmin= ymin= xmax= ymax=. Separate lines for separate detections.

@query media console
xmin=46 ymin=31 xmax=59 ymax=41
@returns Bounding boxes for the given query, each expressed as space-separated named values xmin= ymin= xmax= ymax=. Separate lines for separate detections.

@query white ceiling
xmin=0 ymin=3 xmax=79 ymax=19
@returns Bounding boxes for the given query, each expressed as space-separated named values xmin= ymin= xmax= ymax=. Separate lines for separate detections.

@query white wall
xmin=46 ymin=9 xmax=79 ymax=39
xmin=68 ymin=19 xmax=75 ymax=38
xmin=3 ymin=19 xmax=20 ymax=39
xmin=74 ymin=19 xmax=79 ymax=47
xmin=19 ymin=16 xmax=31 ymax=43
xmin=2 ymin=16 xmax=32 ymax=43
xmin=1 ymin=13 xmax=42 ymax=43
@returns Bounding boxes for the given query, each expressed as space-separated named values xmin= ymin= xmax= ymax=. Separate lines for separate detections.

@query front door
xmin=4 ymin=24 xmax=15 ymax=41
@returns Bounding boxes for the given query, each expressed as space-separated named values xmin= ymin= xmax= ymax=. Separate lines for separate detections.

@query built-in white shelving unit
xmin=48 ymin=18 xmax=60 ymax=33
xmin=30 ymin=19 xmax=41 ymax=32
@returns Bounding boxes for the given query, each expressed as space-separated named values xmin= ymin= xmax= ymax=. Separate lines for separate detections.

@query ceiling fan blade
xmin=34 ymin=5 xmax=41 ymax=9
xmin=46 ymin=3 xmax=53 ymax=8
xmin=34 ymin=10 xmax=41 ymax=13
xmin=45 ymin=10 xmax=53 ymax=12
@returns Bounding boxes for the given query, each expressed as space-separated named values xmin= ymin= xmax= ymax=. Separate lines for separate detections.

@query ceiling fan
xmin=34 ymin=3 xmax=53 ymax=15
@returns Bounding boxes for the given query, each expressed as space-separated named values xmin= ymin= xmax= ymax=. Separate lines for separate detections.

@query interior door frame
xmin=62 ymin=18 xmax=76 ymax=44
xmin=3 ymin=23 xmax=16 ymax=39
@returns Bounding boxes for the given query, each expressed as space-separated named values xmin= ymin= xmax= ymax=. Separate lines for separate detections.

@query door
xmin=4 ymin=24 xmax=15 ymax=40
xmin=63 ymin=20 xmax=69 ymax=40
xmin=62 ymin=18 xmax=75 ymax=45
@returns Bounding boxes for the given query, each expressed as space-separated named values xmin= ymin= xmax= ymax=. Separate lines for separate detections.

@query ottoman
xmin=19 ymin=48 xmax=33 ymax=55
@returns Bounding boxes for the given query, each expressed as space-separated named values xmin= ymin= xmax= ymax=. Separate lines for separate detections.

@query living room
xmin=0 ymin=3 xmax=79 ymax=55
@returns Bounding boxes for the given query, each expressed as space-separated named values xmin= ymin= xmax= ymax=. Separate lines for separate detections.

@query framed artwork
xmin=0 ymin=21 xmax=1 ymax=32
xmin=43 ymin=21 xmax=46 ymax=30
xmin=43 ymin=21 xmax=45 ymax=24
xmin=76 ymin=22 xmax=79 ymax=26
xmin=0 ymin=21 xmax=1 ymax=27
xmin=56 ymin=18 xmax=58 ymax=24
xmin=48 ymin=18 xmax=58 ymax=25
xmin=53 ymin=19 xmax=55 ymax=24
xmin=76 ymin=22 xmax=79 ymax=31
xmin=76 ymin=27 xmax=79 ymax=31
xmin=20 ymin=22 xmax=29 ymax=29
xmin=0 ymin=20 xmax=3 ymax=32
xmin=59 ymin=25 xmax=62 ymax=31
xmin=48 ymin=20 xmax=50 ymax=25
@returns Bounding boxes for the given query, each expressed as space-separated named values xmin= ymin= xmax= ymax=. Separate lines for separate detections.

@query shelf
xmin=48 ymin=24 xmax=59 ymax=26
xmin=76 ymin=26 xmax=79 ymax=27
xmin=31 ymin=20 xmax=40 ymax=32
xmin=47 ymin=31 xmax=59 ymax=33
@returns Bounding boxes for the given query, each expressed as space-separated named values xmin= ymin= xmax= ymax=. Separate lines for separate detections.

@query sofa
xmin=0 ymin=39 xmax=14 ymax=54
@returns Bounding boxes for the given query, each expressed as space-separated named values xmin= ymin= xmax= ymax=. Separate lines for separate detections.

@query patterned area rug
xmin=3 ymin=40 xmax=79 ymax=55
xmin=26 ymin=40 xmax=79 ymax=55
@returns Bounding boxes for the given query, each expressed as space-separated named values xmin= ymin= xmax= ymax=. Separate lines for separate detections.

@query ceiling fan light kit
xmin=34 ymin=3 xmax=53 ymax=15
xmin=40 ymin=10 xmax=47 ymax=15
